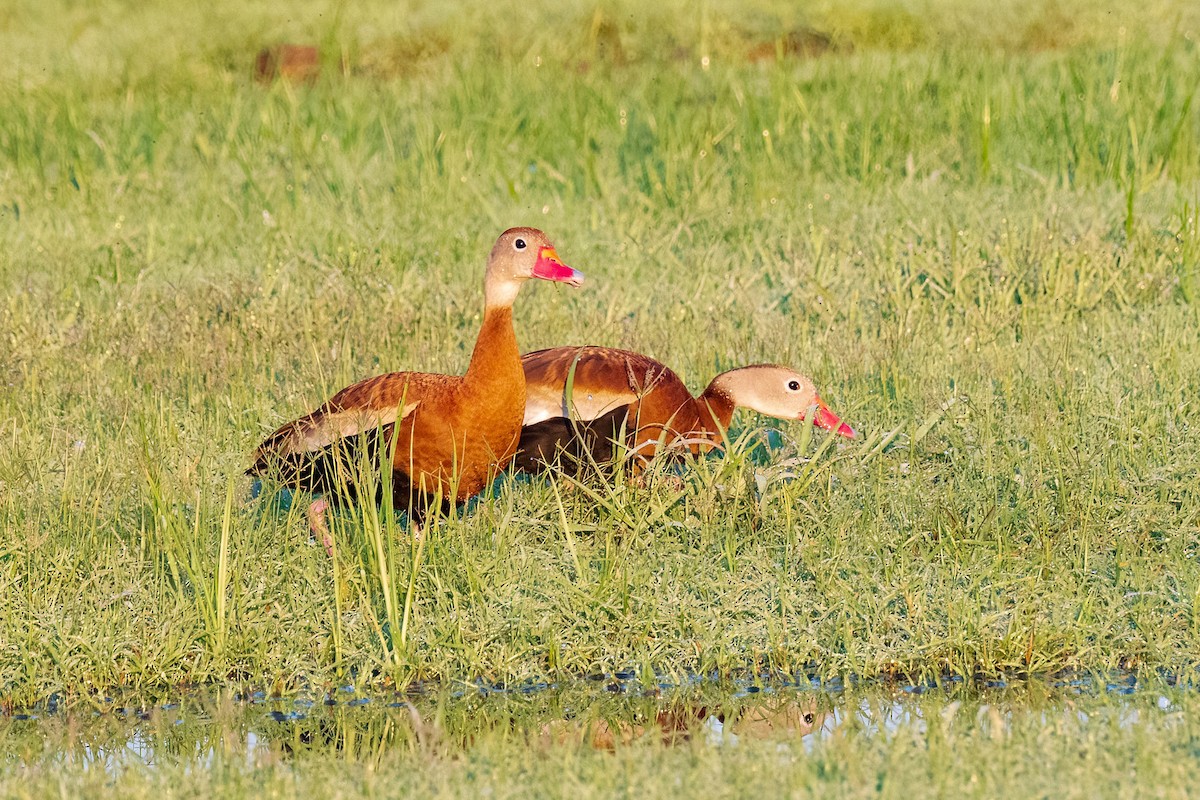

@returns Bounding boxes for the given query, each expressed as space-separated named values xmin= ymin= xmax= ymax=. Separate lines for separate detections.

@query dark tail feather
xmin=513 ymin=407 xmax=628 ymax=474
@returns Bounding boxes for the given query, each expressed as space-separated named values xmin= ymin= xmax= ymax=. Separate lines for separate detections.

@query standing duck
xmin=513 ymin=346 xmax=854 ymax=473
xmin=249 ymin=228 xmax=584 ymax=536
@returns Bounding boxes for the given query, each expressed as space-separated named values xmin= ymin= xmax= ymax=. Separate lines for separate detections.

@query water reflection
xmin=0 ymin=671 xmax=1187 ymax=769
xmin=540 ymin=697 xmax=827 ymax=749
xmin=3 ymin=690 xmax=830 ymax=769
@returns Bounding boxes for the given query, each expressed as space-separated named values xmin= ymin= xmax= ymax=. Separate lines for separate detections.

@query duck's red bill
xmin=532 ymin=247 xmax=584 ymax=286
xmin=813 ymin=400 xmax=857 ymax=439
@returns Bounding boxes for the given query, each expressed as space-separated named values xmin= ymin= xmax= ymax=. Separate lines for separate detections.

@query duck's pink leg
xmin=307 ymin=497 xmax=333 ymax=557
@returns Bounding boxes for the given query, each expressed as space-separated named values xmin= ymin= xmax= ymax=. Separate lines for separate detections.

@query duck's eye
xmin=787 ymin=380 xmax=800 ymax=391
xmin=514 ymin=238 xmax=527 ymax=250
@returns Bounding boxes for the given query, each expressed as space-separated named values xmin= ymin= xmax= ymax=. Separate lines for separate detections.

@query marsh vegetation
xmin=2 ymin=0 xmax=1199 ymax=794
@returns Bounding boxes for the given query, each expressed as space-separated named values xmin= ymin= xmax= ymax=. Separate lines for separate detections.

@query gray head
xmin=707 ymin=365 xmax=856 ymax=438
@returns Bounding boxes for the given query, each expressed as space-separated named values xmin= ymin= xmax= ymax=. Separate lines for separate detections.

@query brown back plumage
xmin=521 ymin=346 xmax=691 ymax=425
xmin=516 ymin=346 xmax=718 ymax=473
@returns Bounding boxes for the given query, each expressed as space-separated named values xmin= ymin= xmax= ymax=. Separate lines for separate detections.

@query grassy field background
xmin=4 ymin=0 xmax=1200 ymax=794
xmin=2 ymin=1 xmax=1200 ymax=790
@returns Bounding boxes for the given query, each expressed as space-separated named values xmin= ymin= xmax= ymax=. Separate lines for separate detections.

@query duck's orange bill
xmin=532 ymin=247 xmax=585 ymax=286
xmin=813 ymin=400 xmax=857 ymax=439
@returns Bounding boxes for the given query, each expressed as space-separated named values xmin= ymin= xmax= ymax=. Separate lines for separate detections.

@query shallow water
xmin=2 ymin=670 xmax=1189 ymax=770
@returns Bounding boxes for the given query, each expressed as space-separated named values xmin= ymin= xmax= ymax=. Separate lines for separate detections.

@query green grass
xmin=2 ymin=0 xmax=1200 ymax=791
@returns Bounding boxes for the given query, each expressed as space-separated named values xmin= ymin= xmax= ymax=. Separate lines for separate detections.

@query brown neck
xmin=463 ymin=305 xmax=521 ymax=388
xmin=697 ymin=382 xmax=737 ymax=434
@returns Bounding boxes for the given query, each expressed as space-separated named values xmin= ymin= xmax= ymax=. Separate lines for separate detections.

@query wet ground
xmin=1 ymin=670 xmax=1188 ymax=770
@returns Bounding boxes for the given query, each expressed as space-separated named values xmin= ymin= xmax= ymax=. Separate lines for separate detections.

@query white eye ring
xmin=514 ymin=238 xmax=527 ymax=250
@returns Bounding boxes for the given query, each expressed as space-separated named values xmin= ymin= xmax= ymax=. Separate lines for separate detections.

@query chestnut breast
xmin=399 ymin=375 xmax=525 ymax=500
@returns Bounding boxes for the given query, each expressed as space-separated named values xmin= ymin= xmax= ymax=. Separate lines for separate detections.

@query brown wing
xmin=521 ymin=346 xmax=686 ymax=425
xmin=247 ymin=371 xmax=456 ymax=476
xmin=517 ymin=346 xmax=711 ymax=472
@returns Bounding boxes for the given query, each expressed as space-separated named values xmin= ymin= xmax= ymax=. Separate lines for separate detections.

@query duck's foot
xmin=307 ymin=497 xmax=333 ymax=557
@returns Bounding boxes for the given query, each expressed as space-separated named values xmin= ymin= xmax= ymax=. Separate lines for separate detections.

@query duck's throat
xmin=464 ymin=306 xmax=521 ymax=388
xmin=698 ymin=387 xmax=737 ymax=434
xmin=483 ymin=274 xmax=522 ymax=310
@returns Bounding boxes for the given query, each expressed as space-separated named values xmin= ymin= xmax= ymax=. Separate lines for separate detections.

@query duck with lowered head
xmin=513 ymin=345 xmax=855 ymax=473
